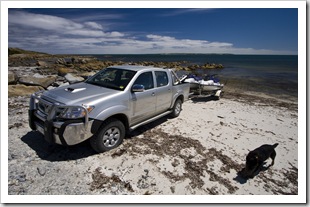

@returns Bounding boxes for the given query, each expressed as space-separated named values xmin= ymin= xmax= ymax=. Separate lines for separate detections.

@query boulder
xmin=58 ymin=82 xmax=70 ymax=87
xmin=36 ymin=61 xmax=48 ymax=67
xmin=47 ymin=80 xmax=70 ymax=90
xmin=8 ymin=71 xmax=17 ymax=84
xmin=55 ymin=58 xmax=67 ymax=65
xmin=19 ymin=74 xmax=57 ymax=88
xmin=57 ymin=68 xmax=76 ymax=76
xmin=8 ymin=84 xmax=44 ymax=97
xmin=64 ymin=73 xmax=84 ymax=84
xmin=76 ymin=58 xmax=88 ymax=64
xmin=79 ymin=71 xmax=96 ymax=79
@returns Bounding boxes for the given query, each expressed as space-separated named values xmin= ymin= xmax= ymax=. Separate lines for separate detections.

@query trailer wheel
xmin=170 ymin=99 xmax=182 ymax=118
xmin=90 ymin=118 xmax=125 ymax=153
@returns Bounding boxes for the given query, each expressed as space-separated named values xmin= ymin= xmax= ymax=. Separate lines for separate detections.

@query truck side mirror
xmin=132 ymin=84 xmax=145 ymax=92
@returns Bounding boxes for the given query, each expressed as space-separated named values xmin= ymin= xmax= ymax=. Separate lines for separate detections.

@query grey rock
xmin=36 ymin=60 xmax=48 ymax=67
xmin=8 ymin=71 xmax=17 ymax=84
xmin=56 ymin=58 xmax=67 ymax=65
xmin=37 ymin=167 xmax=46 ymax=176
xmin=19 ymin=75 xmax=57 ymax=88
xmin=64 ymin=73 xmax=84 ymax=84
xmin=8 ymin=84 xmax=44 ymax=97
xmin=16 ymin=174 xmax=26 ymax=182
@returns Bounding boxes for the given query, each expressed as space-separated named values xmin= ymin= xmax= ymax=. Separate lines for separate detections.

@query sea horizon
xmin=71 ymin=53 xmax=297 ymax=56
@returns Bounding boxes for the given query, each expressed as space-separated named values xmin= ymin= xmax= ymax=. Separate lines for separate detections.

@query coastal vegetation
xmin=8 ymin=47 xmax=48 ymax=56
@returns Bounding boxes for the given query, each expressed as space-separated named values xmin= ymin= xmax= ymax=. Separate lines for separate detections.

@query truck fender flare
xmin=171 ymin=94 xmax=184 ymax=109
xmin=91 ymin=105 xmax=130 ymax=134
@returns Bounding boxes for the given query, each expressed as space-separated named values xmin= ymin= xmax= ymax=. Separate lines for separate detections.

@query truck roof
xmin=108 ymin=65 xmax=167 ymax=72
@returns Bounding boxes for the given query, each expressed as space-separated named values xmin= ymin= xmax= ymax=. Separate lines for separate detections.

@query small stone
xmin=37 ymin=167 xmax=46 ymax=176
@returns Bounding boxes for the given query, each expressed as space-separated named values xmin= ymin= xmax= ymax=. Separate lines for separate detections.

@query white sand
xmin=6 ymin=94 xmax=301 ymax=203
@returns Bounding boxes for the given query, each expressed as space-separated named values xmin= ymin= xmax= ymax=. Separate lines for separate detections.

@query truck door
xmin=130 ymin=72 xmax=156 ymax=124
xmin=155 ymin=71 xmax=172 ymax=113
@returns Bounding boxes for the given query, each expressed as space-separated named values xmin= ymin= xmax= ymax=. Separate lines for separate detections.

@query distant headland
xmin=8 ymin=48 xmax=224 ymax=72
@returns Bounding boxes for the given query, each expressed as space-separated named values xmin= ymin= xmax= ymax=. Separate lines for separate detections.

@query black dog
xmin=240 ymin=143 xmax=279 ymax=179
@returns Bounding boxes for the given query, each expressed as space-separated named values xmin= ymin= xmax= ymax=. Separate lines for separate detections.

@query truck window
xmin=86 ymin=68 xmax=136 ymax=91
xmin=134 ymin=72 xmax=154 ymax=90
xmin=155 ymin=71 xmax=168 ymax=87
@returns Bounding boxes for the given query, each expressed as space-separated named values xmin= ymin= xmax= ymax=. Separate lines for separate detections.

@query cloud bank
xmin=8 ymin=10 xmax=295 ymax=55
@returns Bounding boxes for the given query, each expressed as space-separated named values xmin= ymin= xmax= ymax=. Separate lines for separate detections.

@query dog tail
xmin=273 ymin=143 xmax=279 ymax=148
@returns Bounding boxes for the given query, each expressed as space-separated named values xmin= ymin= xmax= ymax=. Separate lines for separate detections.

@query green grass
xmin=8 ymin=47 xmax=48 ymax=56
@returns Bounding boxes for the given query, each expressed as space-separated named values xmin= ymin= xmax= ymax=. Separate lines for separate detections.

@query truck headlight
xmin=59 ymin=105 xmax=94 ymax=119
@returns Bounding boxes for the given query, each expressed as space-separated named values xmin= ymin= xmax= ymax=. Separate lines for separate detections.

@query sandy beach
xmin=6 ymin=89 xmax=300 ymax=202
xmin=4 ymin=51 xmax=304 ymax=203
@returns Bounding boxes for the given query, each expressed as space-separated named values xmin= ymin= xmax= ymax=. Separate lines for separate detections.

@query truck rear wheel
xmin=90 ymin=118 xmax=125 ymax=153
xmin=170 ymin=99 xmax=182 ymax=118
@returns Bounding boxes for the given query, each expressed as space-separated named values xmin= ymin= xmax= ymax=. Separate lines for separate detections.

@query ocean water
xmin=91 ymin=54 xmax=298 ymax=100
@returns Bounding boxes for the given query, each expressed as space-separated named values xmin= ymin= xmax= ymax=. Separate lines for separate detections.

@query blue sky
xmin=8 ymin=8 xmax=298 ymax=55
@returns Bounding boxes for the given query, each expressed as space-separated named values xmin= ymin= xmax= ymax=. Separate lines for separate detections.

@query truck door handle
xmin=152 ymin=92 xmax=155 ymax=96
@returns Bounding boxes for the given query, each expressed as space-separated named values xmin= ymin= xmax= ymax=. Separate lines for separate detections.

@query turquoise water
xmin=91 ymin=54 xmax=298 ymax=98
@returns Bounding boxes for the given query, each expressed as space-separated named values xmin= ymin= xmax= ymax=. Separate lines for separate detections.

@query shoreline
xmin=222 ymin=89 xmax=297 ymax=110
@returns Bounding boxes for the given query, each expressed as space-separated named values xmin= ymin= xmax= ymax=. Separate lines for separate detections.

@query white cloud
xmin=85 ymin=22 xmax=103 ymax=30
xmin=106 ymin=31 xmax=125 ymax=38
xmin=8 ymin=10 xmax=296 ymax=55
xmin=144 ymin=34 xmax=235 ymax=52
xmin=146 ymin=34 xmax=176 ymax=42
xmin=65 ymin=29 xmax=105 ymax=37
xmin=8 ymin=11 xmax=126 ymax=38
xmin=9 ymin=11 xmax=83 ymax=31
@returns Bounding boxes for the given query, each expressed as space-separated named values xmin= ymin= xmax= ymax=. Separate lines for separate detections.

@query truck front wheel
xmin=90 ymin=118 xmax=125 ymax=153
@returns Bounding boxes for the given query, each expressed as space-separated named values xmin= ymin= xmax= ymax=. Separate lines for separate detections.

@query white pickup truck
xmin=29 ymin=65 xmax=190 ymax=153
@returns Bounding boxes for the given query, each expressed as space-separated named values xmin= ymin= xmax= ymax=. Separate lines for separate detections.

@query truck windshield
xmin=86 ymin=68 xmax=136 ymax=91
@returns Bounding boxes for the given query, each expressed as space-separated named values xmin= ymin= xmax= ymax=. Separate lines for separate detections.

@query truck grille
xmin=38 ymin=101 xmax=52 ymax=115
xmin=37 ymin=99 xmax=65 ymax=119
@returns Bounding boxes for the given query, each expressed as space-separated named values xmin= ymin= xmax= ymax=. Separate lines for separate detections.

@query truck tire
xmin=170 ymin=99 xmax=182 ymax=118
xmin=90 ymin=118 xmax=125 ymax=153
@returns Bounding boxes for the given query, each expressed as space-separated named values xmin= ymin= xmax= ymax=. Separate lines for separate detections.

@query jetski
xmin=181 ymin=73 xmax=224 ymax=99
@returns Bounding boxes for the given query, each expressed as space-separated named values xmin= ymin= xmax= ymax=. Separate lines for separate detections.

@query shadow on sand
xmin=21 ymin=131 xmax=97 ymax=162
xmin=233 ymin=163 xmax=271 ymax=184
xmin=21 ymin=116 xmax=172 ymax=162
xmin=190 ymin=95 xmax=221 ymax=103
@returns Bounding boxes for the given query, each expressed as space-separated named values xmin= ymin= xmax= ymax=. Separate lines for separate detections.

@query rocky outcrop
xmin=8 ymin=66 xmax=86 ymax=97
xmin=57 ymin=67 xmax=76 ymax=76
xmin=36 ymin=61 xmax=48 ymax=67
xmin=19 ymin=74 xmax=57 ymax=88
xmin=55 ymin=58 xmax=67 ymax=65
xmin=9 ymin=48 xmax=225 ymax=72
xmin=79 ymin=71 xmax=96 ymax=79
xmin=64 ymin=73 xmax=84 ymax=84
xmin=8 ymin=71 xmax=17 ymax=84
xmin=8 ymin=48 xmax=225 ymax=98
xmin=8 ymin=84 xmax=44 ymax=97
